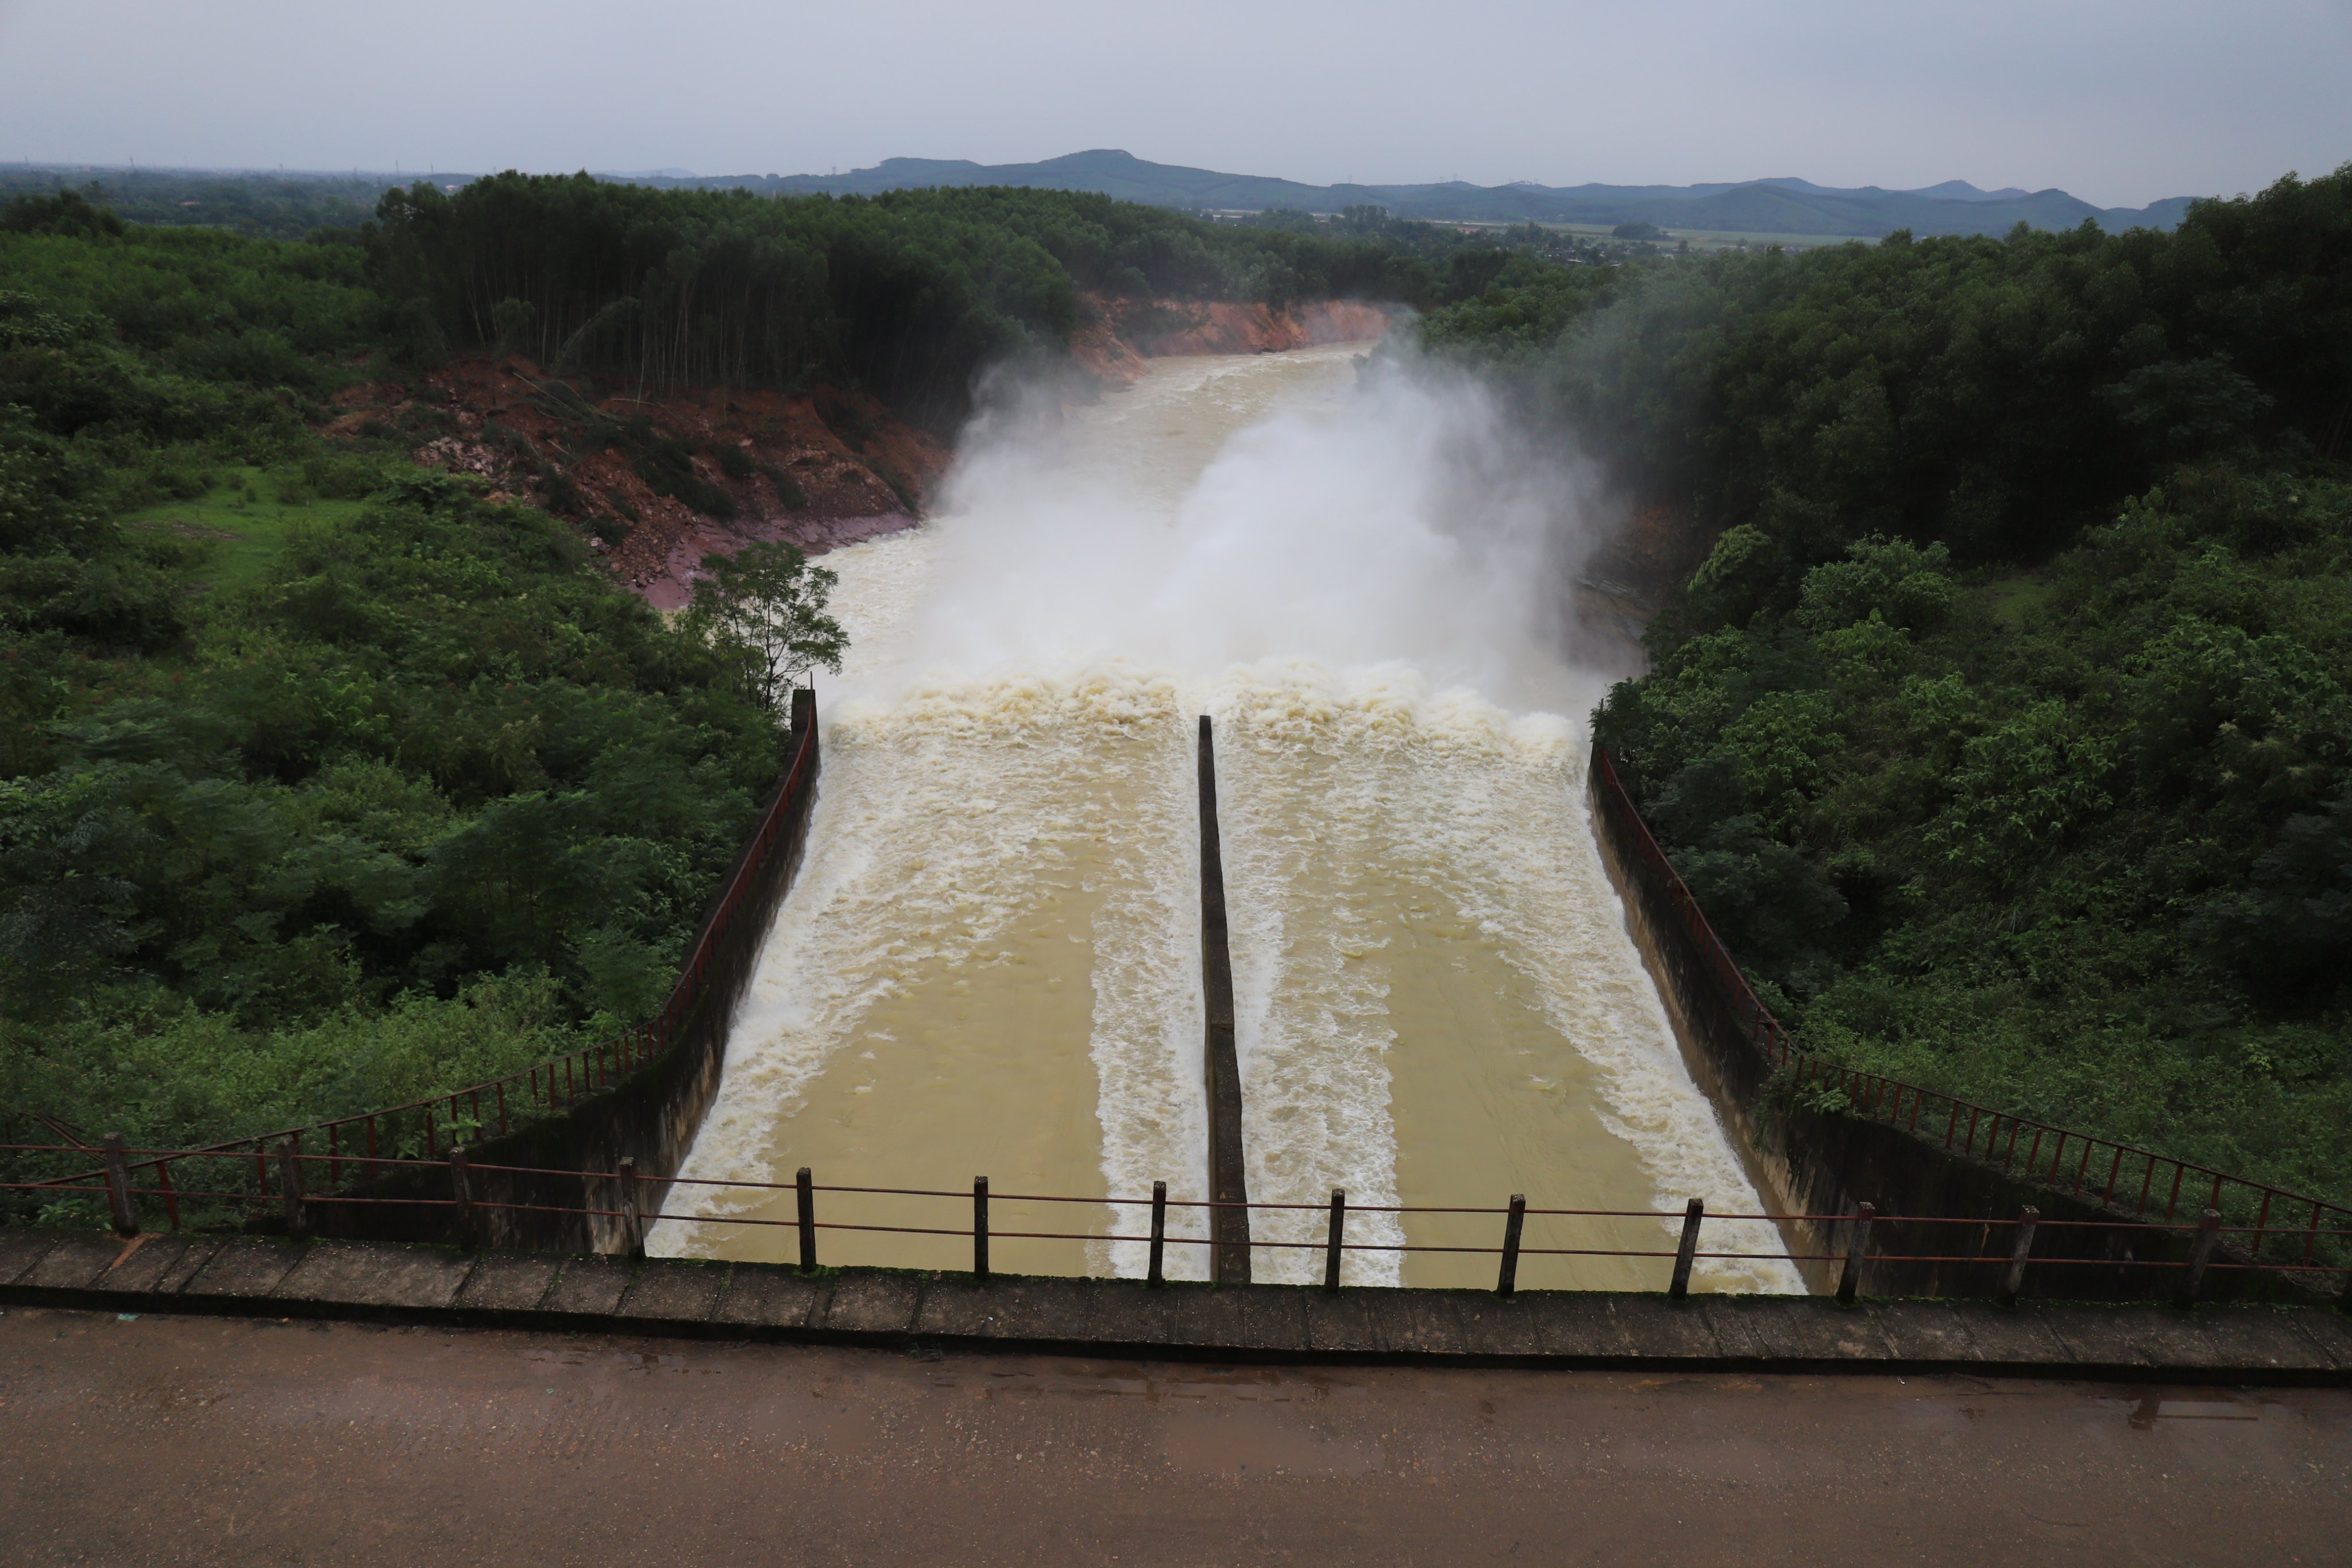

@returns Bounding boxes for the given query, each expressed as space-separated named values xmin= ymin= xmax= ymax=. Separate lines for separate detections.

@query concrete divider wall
xmin=1585 ymin=748 xmax=2318 ymax=1304
xmin=1197 ymin=717 xmax=1252 ymax=1283
xmin=299 ymin=692 xmax=822 ymax=1254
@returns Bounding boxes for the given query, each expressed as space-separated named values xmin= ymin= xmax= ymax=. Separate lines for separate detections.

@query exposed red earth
xmin=327 ymin=358 xmax=948 ymax=609
xmin=330 ymin=300 xmax=1389 ymax=611
xmin=1072 ymin=296 xmax=1391 ymax=385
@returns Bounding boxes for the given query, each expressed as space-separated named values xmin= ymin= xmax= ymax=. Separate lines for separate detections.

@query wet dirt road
xmin=1 ymin=1308 xmax=2345 ymax=1566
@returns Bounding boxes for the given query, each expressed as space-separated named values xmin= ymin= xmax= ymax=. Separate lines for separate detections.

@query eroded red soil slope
xmin=328 ymin=357 xmax=949 ymax=608
xmin=1072 ymin=297 xmax=1390 ymax=383
xmin=333 ymin=299 xmax=1389 ymax=607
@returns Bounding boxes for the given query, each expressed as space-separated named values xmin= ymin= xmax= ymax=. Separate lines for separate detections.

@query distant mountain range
xmin=616 ymin=151 xmax=2192 ymax=241
xmin=618 ymin=149 xmax=2197 ymax=240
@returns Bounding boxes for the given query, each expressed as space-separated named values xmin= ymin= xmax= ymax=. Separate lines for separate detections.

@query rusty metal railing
xmin=10 ymin=1144 xmax=2349 ymax=1306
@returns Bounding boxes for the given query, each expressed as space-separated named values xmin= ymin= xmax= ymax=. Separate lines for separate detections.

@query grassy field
xmin=1978 ymin=573 xmax=2060 ymax=627
xmin=119 ymin=464 xmax=378 ymax=592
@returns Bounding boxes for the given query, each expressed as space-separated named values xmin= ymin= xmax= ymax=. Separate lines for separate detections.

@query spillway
xmin=652 ymin=345 xmax=1801 ymax=1293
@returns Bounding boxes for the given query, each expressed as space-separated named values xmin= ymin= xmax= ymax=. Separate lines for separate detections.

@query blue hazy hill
xmin=645 ymin=149 xmax=2196 ymax=238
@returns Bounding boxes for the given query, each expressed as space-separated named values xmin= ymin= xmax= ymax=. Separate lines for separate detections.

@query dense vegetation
xmin=0 ymin=174 xmax=1555 ymax=1199
xmin=24 ymin=150 xmax=2339 ymax=1218
xmin=1425 ymin=168 xmax=2352 ymax=1202
xmin=0 ymin=195 xmax=787 ymax=1182
xmin=0 ymin=168 xmax=411 ymax=240
xmin=369 ymin=175 xmax=1541 ymax=430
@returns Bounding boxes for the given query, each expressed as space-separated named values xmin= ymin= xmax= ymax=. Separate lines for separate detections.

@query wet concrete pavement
xmin=2 ymin=1307 xmax=2345 ymax=1566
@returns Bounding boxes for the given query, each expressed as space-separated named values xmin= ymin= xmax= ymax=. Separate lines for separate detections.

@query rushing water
xmin=652 ymin=346 xmax=1802 ymax=1293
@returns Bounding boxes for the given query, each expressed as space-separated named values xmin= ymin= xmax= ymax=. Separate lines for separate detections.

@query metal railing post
xmin=450 ymin=1145 xmax=478 ymax=1252
xmin=619 ymin=1156 xmax=645 ymax=1260
xmin=1148 ymin=1181 xmax=1167 ymax=1287
xmin=2000 ymin=1206 xmax=2039 ymax=1304
xmin=1497 ymin=1194 xmax=1527 ymax=1297
xmin=2180 ymin=1208 xmax=2222 ymax=1304
xmin=973 ymin=1176 xmax=990 ymax=1279
xmin=796 ymin=1166 xmax=817 ymax=1271
xmin=1324 ymin=1189 xmax=1346 ymax=1293
xmin=1837 ymin=1202 xmax=1875 ymax=1304
xmin=101 ymin=1133 xmax=138 ymax=1239
xmin=277 ymin=1137 xmax=308 ymax=1239
xmin=1669 ymin=1199 xmax=1703 ymax=1300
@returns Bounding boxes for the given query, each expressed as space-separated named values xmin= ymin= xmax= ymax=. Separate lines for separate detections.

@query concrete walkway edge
xmin=5 ymin=1226 xmax=2349 ymax=1384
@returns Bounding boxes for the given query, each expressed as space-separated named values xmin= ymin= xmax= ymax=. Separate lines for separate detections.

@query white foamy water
xmin=652 ymin=344 xmax=1802 ymax=1293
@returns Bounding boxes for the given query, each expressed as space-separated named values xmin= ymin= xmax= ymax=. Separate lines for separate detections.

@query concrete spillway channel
xmin=649 ymin=344 xmax=1798 ymax=1293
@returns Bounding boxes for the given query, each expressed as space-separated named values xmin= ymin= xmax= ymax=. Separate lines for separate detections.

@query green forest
xmin=8 ymin=157 xmax=2348 ymax=1220
xmin=0 ymin=167 xmax=408 ymax=240
xmin=1425 ymin=167 xmax=2352 ymax=1204
xmin=366 ymin=176 xmax=1540 ymax=428
xmin=0 ymin=203 xmax=785 ymax=1178
xmin=0 ymin=174 xmax=1535 ymax=1202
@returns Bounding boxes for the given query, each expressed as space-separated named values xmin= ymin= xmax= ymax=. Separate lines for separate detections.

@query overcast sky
xmin=2 ymin=0 xmax=2346 ymax=208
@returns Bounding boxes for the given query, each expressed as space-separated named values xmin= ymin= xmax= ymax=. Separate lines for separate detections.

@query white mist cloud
xmin=667 ymin=349 xmax=1797 ymax=1289
xmin=895 ymin=352 xmax=1612 ymax=713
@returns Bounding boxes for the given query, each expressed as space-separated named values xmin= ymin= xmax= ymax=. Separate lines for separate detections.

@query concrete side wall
xmin=1586 ymin=750 xmax=2318 ymax=1304
xmin=300 ymin=696 xmax=822 ymax=1254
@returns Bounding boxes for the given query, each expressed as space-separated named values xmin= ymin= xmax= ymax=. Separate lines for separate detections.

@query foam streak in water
xmin=656 ymin=343 xmax=1799 ymax=1292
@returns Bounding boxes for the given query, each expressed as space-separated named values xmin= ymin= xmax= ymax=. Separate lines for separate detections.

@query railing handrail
xmin=1589 ymin=746 xmax=2352 ymax=1241
xmin=13 ymin=1141 xmax=2352 ymax=1238
xmin=11 ymin=1146 xmax=2345 ymax=1300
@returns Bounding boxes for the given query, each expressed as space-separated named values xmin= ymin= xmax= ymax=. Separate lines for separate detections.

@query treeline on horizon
xmin=4 ymin=167 xmax=1557 ymax=431
xmin=367 ymin=174 xmax=1547 ymax=430
xmin=1423 ymin=167 xmax=2352 ymax=1205
xmin=0 ymin=166 xmax=403 ymax=242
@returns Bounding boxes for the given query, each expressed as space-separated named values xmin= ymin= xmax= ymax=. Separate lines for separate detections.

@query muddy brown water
xmin=655 ymin=347 xmax=1797 ymax=1291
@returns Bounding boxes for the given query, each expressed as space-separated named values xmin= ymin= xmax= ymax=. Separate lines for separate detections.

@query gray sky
xmin=2 ymin=0 xmax=2346 ymax=208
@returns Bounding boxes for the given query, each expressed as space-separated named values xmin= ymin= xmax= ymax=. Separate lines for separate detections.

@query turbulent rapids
xmin=652 ymin=345 xmax=1802 ymax=1293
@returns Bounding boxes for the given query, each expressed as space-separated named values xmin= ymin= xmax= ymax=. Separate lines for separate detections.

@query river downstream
xmin=652 ymin=345 xmax=1800 ymax=1293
